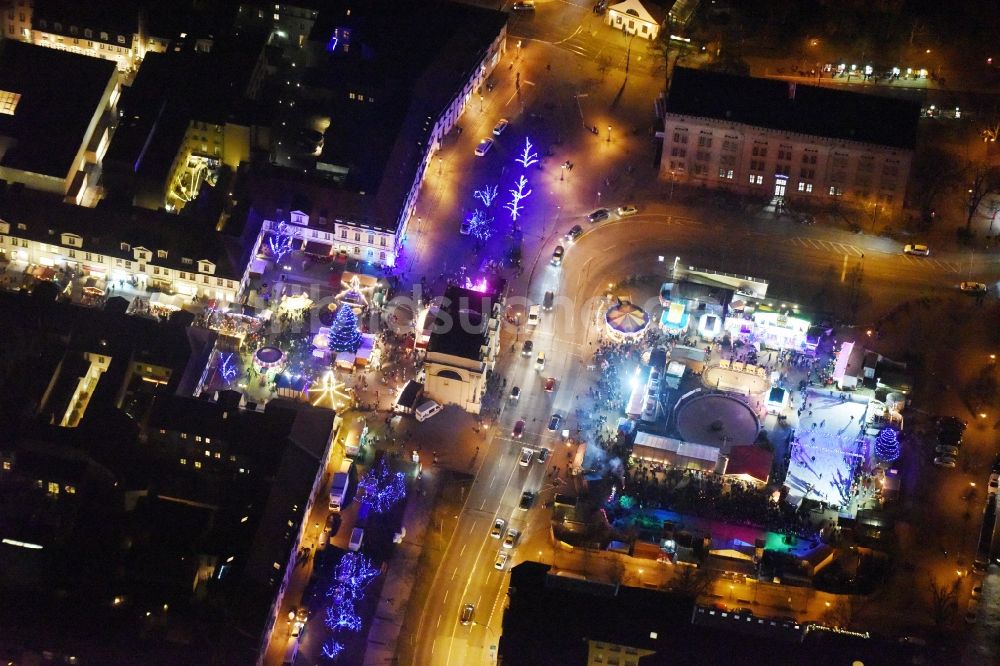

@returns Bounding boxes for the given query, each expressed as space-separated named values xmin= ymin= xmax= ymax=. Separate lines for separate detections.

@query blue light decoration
xmin=515 ymin=137 xmax=538 ymax=168
xmin=322 ymin=552 xmax=381 ymax=635
xmin=322 ymin=640 xmax=345 ymax=660
xmin=268 ymin=222 xmax=294 ymax=262
xmin=473 ymin=183 xmax=498 ymax=208
xmin=358 ymin=459 xmax=408 ymax=514
xmin=467 ymin=209 xmax=494 ymax=242
xmin=329 ymin=304 xmax=363 ymax=354
xmin=326 ymin=35 xmax=339 ymax=53
xmin=874 ymin=427 xmax=900 ymax=463
xmin=220 ymin=353 xmax=238 ymax=382
xmin=504 ymin=175 xmax=532 ymax=221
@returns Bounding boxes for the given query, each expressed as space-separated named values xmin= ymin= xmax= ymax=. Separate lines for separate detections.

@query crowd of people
xmin=620 ymin=465 xmax=817 ymax=539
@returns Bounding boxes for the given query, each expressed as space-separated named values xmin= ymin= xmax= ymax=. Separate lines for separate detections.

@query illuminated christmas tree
xmin=874 ymin=427 xmax=900 ymax=463
xmin=329 ymin=304 xmax=363 ymax=353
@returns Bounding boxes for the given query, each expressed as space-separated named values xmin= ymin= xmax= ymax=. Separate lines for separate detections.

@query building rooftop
xmin=0 ymin=187 xmax=252 ymax=279
xmin=666 ymin=67 xmax=921 ymax=150
xmin=427 ymin=285 xmax=501 ymax=361
xmin=0 ymin=41 xmax=117 ymax=178
xmin=286 ymin=0 xmax=507 ymax=232
xmin=501 ymin=561 xmax=905 ymax=665
xmin=725 ymin=444 xmax=773 ymax=484
xmin=33 ymin=0 xmax=139 ymax=45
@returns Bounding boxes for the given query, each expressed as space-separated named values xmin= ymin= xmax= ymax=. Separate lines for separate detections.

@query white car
xmin=903 ymin=243 xmax=930 ymax=256
xmin=935 ymin=444 xmax=959 ymax=457
xmin=519 ymin=447 xmax=533 ymax=466
xmin=475 ymin=138 xmax=495 ymax=156
xmin=503 ymin=528 xmax=520 ymax=549
xmin=490 ymin=518 xmax=506 ymax=539
xmin=989 ymin=472 xmax=999 ymax=496
xmin=960 ymin=281 xmax=987 ymax=294
xmin=492 ymin=118 xmax=509 ymax=136
xmin=494 ymin=550 xmax=509 ymax=569
xmin=512 ymin=1 xmax=535 ymax=10
xmin=616 ymin=204 xmax=639 ymax=217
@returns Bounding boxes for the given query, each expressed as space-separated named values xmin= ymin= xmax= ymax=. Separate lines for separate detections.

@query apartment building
xmin=661 ymin=68 xmax=921 ymax=210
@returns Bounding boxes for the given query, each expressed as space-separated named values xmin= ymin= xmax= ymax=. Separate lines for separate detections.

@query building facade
xmin=423 ymin=285 xmax=503 ymax=414
xmin=605 ymin=0 xmax=663 ymax=40
xmin=661 ymin=68 xmax=920 ymax=210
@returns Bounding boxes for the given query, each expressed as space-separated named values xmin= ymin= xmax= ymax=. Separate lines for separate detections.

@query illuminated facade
xmin=661 ymin=68 xmax=919 ymax=210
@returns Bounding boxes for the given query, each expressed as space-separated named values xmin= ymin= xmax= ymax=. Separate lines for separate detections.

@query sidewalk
xmin=363 ymin=466 xmax=440 ymax=665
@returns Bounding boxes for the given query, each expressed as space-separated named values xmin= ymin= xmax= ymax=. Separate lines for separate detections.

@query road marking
xmin=436 ymin=615 xmax=442 ymax=629
xmin=452 ymin=567 xmax=459 ymax=580
xmin=840 ymin=254 xmax=848 ymax=283
xmin=444 ymin=589 xmax=449 ymax=604
xmin=460 ymin=544 xmax=467 ymax=557
xmin=553 ymin=25 xmax=583 ymax=46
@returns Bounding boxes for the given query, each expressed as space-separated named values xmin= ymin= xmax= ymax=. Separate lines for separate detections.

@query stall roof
xmin=634 ymin=432 xmax=720 ymax=463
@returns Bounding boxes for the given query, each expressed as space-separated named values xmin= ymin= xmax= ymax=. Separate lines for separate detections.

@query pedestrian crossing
xmin=553 ymin=26 xmax=598 ymax=60
xmin=788 ymin=236 xmax=865 ymax=257
xmin=787 ymin=236 xmax=962 ymax=272
xmin=897 ymin=253 xmax=962 ymax=273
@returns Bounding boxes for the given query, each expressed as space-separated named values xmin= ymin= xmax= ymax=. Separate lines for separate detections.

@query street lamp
xmin=561 ymin=163 xmax=566 ymax=181
xmin=597 ymin=190 xmax=602 ymax=208
xmin=669 ymin=170 xmax=676 ymax=200
xmin=607 ymin=125 xmax=612 ymax=143
xmin=479 ymin=94 xmax=484 ymax=112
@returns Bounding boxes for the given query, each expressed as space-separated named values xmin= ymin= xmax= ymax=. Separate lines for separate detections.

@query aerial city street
xmin=1 ymin=0 xmax=1000 ymax=664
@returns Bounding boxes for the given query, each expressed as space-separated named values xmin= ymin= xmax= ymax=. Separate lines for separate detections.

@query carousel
xmin=253 ymin=346 xmax=286 ymax=372
xmin=604 ymin=300 xmax=650 ymax=339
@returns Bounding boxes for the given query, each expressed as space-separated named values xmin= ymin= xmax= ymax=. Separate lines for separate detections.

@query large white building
xmin=660 ymin=68 xmax=920 ymax=210
xmin=422 ymin=284 xmax=503 ymax=415
xmin=0 ymin=190 xmax=252 ymax=303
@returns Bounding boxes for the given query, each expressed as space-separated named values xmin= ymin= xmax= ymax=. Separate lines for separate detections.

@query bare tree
xmin=965 ymin=165 xmax=1000 ymax=230
xmin=926 ymin=575 xmax=959 ymax=628
xmin=823 ymin=596 xmax=859 ymax=629
xmin=673 ymin=565 xmax=717 ymax=598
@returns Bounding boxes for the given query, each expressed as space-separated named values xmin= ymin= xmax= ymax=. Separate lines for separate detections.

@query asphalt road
xmin=401 ymin=3 xmax=1000 ymax=665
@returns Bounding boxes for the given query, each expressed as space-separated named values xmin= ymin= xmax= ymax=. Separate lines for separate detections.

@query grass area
xmin=394 ymin=471 xmax=473 ymax=665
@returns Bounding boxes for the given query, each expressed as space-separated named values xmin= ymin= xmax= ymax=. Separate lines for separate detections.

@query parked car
xmin=492 ymin=118 xmax=510 ymax=136
xmin=544 ymin=377 xmax=557 ymax=392
xmin=966 ymin=598 xmax=979 ymax=624
xmin=522 ymin=340 xmax=534 ymax=356
xmin=934 ymin=455 xmax=957 ymax=468
xmin=460 ymin=603 xmax=475 ymax=625
xmin=518 ymin=491 xmax=535 ymax=510
xmin=512 ymin=420 xmax=526 ymax=439
xmin=971 ymin=583 xmax=983 ymax=599
xmin=509 ymin=386 xmax=521 ymax=401
xmin=960 ymin=281 xmax=988 ymax=293
xmin=547 ymin=413 xmax=562 ymax=430
xmin=490 ymin=518 xmax=506 ymax=539
xmin=935 ymin=444 xmax=960 ymax=457
xmin=565 ymin=224 xmax=583 ymax=242
xmin=459 ymin=219 xmax=472 ymax=235
xmin=543 ymin=291 xmax=554 ymax=310
xmin=512 ymin=1 xmax=535 ymax=10
xmin=903 ymin=243 xmax=930 ymax=256
xmin=537 ymin=448 xmax=551 ymax=463
xmin=494 ymin=550 xmax=510 ymax=569
xmin=616 ymin=204 xmax=638 ymax=217
xmin=535 ymin=352 xmax=545 ymax=370
xmin=587 ymin=208 xmax=610 ymax=223
xmin=503 ymin=528 xmax=521 ymax=549
xmin=474 ymin=138 xmax=494 ymax=156
xmin=989 ymin=472 xmax=999 ymax=496
xmin=519 ymin=447 xmax=533 ymax=466
xmin=324 ymin=513 xmax=342 ymax=535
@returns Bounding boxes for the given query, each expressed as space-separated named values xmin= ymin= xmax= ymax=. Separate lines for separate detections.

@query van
xmin=527 ymin=305 xmax=540 ymax=326
xmin=415 ymin=400 xmax=442 ymax=422
xmin=349 ymin=527 xmax=365 ymax=552
xmin=535 ymin=352 xmax=545 ymax=371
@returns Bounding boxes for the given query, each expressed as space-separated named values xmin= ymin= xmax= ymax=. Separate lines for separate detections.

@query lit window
xmin=2 ymin=461 xmax=10 ymax=470
xmin=180 ymin=458 xmax=187 ymax=465
xmin=195 ymin=435 xmax=202 ymax=442
xmin=205 ymin=450 xmax=211 ymax=457
xmin=194 ymin=461 xmax=202 ymax=469
xmin=48 ymin=481 xmax=59 ymax=494
xmin=214 ymin=452 xmax=221 ymax=459
xmin=64 ymin=485 xmax=76 ymax=494
xmin=0 ymin=90 xmax=21 ymax=115
xmin=180 ymin=433 xmax=188 ymax=439
xmin=273 ymin=13 xmax=280 ymax=20
xmin=205 ymin=437 xmax=211 ymax=443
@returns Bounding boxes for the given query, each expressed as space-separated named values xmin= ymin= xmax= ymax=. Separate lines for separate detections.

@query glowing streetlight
xmin=607 ymin=125 xmax=612 ymax=143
